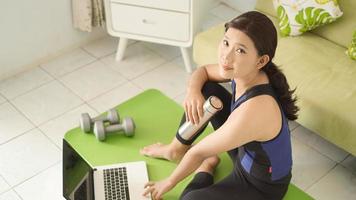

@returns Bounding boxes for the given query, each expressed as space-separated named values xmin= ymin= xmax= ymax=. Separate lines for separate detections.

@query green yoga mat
xmin=64 ymin=89 xmax=313 ymax=200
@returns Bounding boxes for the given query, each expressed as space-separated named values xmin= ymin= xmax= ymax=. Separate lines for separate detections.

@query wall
xmin=0 ymin=0 xmax=106 ymax=80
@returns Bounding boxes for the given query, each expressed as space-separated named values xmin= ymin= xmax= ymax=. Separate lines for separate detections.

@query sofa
xmin=193 ymin=0 xmax=356 ymax=155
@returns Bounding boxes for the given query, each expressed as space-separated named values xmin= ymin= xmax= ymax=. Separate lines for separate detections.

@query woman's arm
xmin=185 ymin=64 xmax=230 ymax=124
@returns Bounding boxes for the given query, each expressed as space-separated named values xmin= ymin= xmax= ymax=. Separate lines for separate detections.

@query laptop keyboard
xmin=103 ymin=167 xmax=130 ymax=200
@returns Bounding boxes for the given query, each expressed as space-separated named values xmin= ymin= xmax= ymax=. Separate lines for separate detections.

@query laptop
xmin=63 ymin=139 xmax=152 ymax=200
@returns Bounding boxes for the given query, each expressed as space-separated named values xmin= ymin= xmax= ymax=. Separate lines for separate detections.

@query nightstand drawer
xmin=110 ymin=0 xmax=190 ymax=12
xmin=110 ymin=3 xmax=190 ymax=42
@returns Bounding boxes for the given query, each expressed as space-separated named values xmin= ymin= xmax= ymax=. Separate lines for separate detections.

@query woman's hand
xmin=142 ymin=178 xmax=176 ymax=200
xmin=183 ymin=90 xmax=205 ymax=124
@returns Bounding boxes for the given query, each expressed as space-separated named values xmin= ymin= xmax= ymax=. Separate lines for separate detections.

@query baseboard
xmin=0 ymin=28 xmax=108 ymax=81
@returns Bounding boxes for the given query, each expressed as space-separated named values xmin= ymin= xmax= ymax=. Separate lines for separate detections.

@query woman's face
xmin=218 ymin=27 xmax=262 ymax=80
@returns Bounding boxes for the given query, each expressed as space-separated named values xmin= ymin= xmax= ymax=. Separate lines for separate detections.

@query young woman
xmin=140 ymin=11 xmax=299 ymax=200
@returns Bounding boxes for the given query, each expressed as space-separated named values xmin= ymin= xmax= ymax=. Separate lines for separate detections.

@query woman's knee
xmin=201 ymin=81 xmax=223 ymax=99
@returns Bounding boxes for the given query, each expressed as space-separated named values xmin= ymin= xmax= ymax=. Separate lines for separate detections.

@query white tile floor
xmin=0 ymin=2 xmax=356 ymax=200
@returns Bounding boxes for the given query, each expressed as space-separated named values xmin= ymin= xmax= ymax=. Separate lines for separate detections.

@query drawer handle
xmin=142 ymin=19 xmax=156 ymax=25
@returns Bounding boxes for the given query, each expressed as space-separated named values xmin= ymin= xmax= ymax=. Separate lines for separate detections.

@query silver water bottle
xmin=178 ymin=96 xmax=223 ymax=141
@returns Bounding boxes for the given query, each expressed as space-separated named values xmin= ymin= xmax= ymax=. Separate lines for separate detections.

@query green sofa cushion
xmin=311 ymin=0 xmax=356 ymax=48
xmin=192 ymin=23 xmax=224 ymax=66
xmin=64 ymin=89 xmax=313 ymax=199
xmin=274 ymin=33 xmax=356 ymax=155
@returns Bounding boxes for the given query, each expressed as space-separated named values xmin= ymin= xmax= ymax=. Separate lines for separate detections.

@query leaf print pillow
xmin=273 ymin=0 xmax=343 ymax=36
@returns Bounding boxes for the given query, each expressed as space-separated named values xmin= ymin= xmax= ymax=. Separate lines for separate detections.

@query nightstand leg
xmin=180 ymin=47 xmax=195 ymax=73
xmin=116 ymin=37 xmax=128 ymax=61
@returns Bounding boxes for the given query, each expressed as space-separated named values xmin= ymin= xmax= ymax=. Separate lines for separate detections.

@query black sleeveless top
xmin=230 ymin=80 xmax=292 ymax=184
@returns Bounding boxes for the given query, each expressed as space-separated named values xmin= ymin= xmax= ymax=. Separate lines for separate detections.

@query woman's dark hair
xmin=224 ymin=11 xmax=299 ymax=120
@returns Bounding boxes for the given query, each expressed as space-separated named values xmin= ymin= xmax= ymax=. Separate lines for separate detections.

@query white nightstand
xmin=104 ymin=0 xmax=216 ymax=73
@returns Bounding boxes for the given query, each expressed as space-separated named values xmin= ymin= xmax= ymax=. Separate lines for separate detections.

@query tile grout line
xmin=37 ymin=128 xmax=63 ymax=151
xmin=80 ymin=37 xmax=138 ymax=60
xmin=0 ymin=66 xmax=58 ymax=101
xmin=141 ymin=41 xmax=181 ymax=61
xmin=0 ymin=86 xmax=40 ymax=147
xmin=0 ymin=100 xmax=63 ymax=173
xmin=5 ymin=98 xmax=42 ymax=131
xmin=173 ymin=91 xmax=186 ymax=100
xmin=0 ymin=102 xmax=91 ymax=147
xmin=82 ymin=102 xmax=101 ymax=118
xmin=84 ymin=80 xmax=129 ymax=104
xmin=0 ymin=188 xmax=24 ymax=200
xmin=0 ymin=57 xmax=98 ymax=101
xmin=291 ymin=132 xmax=349 ymax=164
xmin=39 ymin=63 xmax=126 ymax=125
xmin=304 ymin=162 xmax=339 ymax=192
xmin=289 ymin=123 xmax=300 ymax=131
xmin=1 ymin=66 xmax=89 ymax=150
xmin=9 ymin=161 xmax=62 ymax=196
xmin=0 ymin=91 xmax=9 ymax=107
xmin=93 ymin=40 xmax=185 ymax=83
xmin=6 ymin=89 xmax=87 ymax=138
xmin=128 ymin=54 xmax=183 ymax=82
xmin=13 ymin=189 xmax=24 ymax=200
xmin=220 ymin=1 xmax=244 ymax=15
xmin=123 ymin=42 xmax=183 ymax=81
xmin=40 ymin=64 xmax=92 ymax=107
xmin=80 ymin=46 xmax=104 ymax=59
xmin=95 ymin=46 xmax=181 ymax=91
xmin=30 ymin=34 xmax=113 ymax=78
xmin=0 ymin=161 xmax=61 ymax=199
xmin=172 ymin=91 xmax=187 ymax=106
xmin=129 ymin=80 xmax=144 ymax=91
xmin=339 ymin=154 xmax=351 ymax=163
xmin=338 ymin=154 xmax=356 ymax=176
xmin=52 ymin=57 xmax=136 ymax=106
xmin=0 ymin=174 xmax=12 ymax=196
xmin=83 ymin=44 xmax=187 ymax=109
xmin=40 ymin=58 xmax=98 ymax=79
xmin=209 ymin=2 xmax=240 ymax=21
xmin=37 ymin=48 xmax=143 ymax=108
xmin=0 ymin=101 xmax=7 ymax=107
xmin=11 ymin=52 xmax=103 ymax=99
xmin=40 ymin=37 xmax=136 ymax=79
xmin=3 ymin=78 xmax=55 ymax=102
xmin=0 ymin=93 xmax=7 ymax=106
xmin=0 ymin=127 xmax=38 ymax=146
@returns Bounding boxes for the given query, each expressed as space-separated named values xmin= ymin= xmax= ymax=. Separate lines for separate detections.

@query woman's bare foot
xmin=195 ymin=156 xmax=220 ymax=175
xmin=140 ymin=139 xmax=191 ymax=163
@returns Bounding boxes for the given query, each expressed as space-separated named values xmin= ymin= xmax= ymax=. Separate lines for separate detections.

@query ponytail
xmin=262 ymin=62 xmax=299 ymax=120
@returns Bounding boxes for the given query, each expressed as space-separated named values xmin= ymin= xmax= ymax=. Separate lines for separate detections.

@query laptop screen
xmin=63 ymin=139 xmax=94 ymax=200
